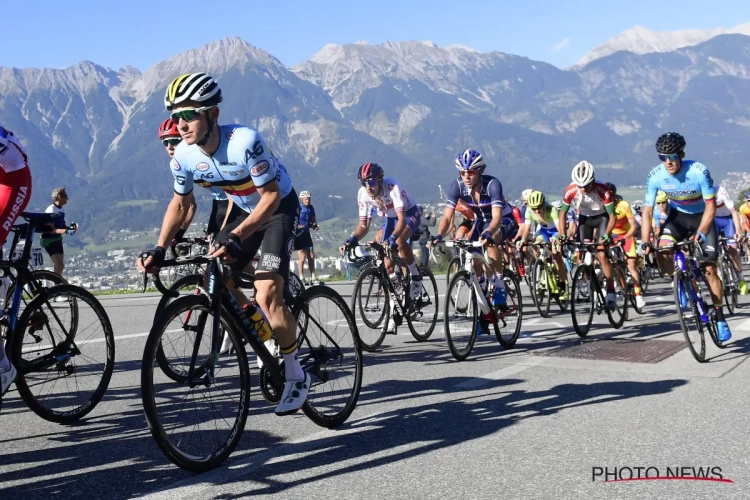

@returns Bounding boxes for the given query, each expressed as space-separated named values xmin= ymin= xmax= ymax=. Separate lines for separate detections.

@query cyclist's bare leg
xmin=254 ymin=271 xmax=302 ymax=379
xmin=702 ymin=262 xmax=724 ymax=306
xmin=656 ymin=240 xmax=675 ymax=275
xmin=297 ymin=249 xmax=306 ymax=279
xmin=626 ymin=256 xmax=641 ymax=289
xmin=728 ymin=245 xmax=743 ymax=276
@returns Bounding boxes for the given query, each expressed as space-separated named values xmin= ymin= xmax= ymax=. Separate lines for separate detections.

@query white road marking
xmin=454 ymin=357 xmax=544 ymax=389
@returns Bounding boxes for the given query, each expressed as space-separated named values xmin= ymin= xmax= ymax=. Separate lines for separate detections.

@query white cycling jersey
xmin=0 ymin=126 xmax=29 ymax=174
xmin=357 ymin=177 xmax=417 ymax=220
xmin=715 ymin=186 xmax=735 ymax=218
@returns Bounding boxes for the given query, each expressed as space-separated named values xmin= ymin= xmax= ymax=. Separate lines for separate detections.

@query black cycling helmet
xmin=655 ymin=132 xmax=686 ymax=155
xmin=605 ymin=182 xmax=617 ymax=196
xmin=358 ymin=162 xmax=384 ymax=182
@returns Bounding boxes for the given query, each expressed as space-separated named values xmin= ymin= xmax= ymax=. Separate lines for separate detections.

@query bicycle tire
xmin=606 ymin=266 xmax=628 ymax=329
xmin=407 ymin=266 xmax=439 ymax=341
xmin=11 ymin=284 xmax=114 ymax=423
xmin=299 ymin=285 xmax=363 ymax=428
xmin=674 ymin=272 xmax=706 ymax=362
xmin=493 ymin=270 xmax=522 ymax=348
xmin=444 ymin=270 xmax=478 ymax=361
xmin=141 ymin=294 xmax=250 ymax=472
xmin=531 ymin=259 xmax=551 ymax=318
xmin=571 ymin=265 xmax=594 ymax=338
xmin=350 ymin=266 xmax=388 ymax=352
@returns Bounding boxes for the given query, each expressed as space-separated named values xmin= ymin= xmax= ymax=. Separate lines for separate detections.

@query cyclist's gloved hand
xmin=481 ymin=231 xmax=494 ymax=246
xmin=387 ymin=235 xmax=399 ymax=253
xmin=601 ymin=234 xmax=612 ymax=244
xmin=696 ymin=231 xmax=707 ymax=243
xmin=139 ymin=246 xmax=166 ymax=273
xmin=341 ymin=236 xmax=358 ymax=253
xmin=216 ymin=233 xmax=243 ymax=259
xmin=431 ymin=234 xmax=443 ymax=246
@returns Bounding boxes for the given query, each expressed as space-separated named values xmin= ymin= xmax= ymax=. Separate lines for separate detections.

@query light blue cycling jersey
xmin=644 ymin=160 xmax=715 ymax=214
xmin=170 ymin=124 xmax=293 ymax=213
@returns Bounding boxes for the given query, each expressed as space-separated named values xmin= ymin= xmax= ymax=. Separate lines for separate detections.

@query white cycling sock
xmin=283 ymin=350 xmax=304 ymax=381
xmin=406 ymin=259 xmax=419 ymax=278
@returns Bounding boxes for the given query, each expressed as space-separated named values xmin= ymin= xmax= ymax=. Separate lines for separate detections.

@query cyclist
xmin=340 ymin=162 xmax=422 ymax=331
xmin=607 ymin=183 xmax=645 ymax=309
xmin=557 ymin=161 xmax=618 ymax=309
xmin=741 ymin=192 xmax=750 ymax=255
xmin=432 ymin=149 xmax=516 ymax=308
xmin=526 ymin=190 xmax=568 ymax=300
xmin=651 ymin=191 xmax=669 ymax=235
xmin=0 ymin=125 xmax=33 ymax=398
xmin=138 ymin=73 xmax=309 ymax=415
xmin=714 ymin=185 xmax=748 ymax=295
xmin=159 ymin=118 xmax=237 ymax=242
xmin=640 ymin=132 xmax=731 ymax=342
xmin=294 ymin=190 xmax=319 ymax=284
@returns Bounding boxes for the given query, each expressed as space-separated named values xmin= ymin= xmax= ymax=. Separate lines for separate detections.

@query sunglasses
xmin=170 ymin=106 xmax=215 ymax=123
xmin=659 ymin=153 xmax=680 ymax=162
xmin=162 ymin=138 xmax=182 ymax=147
xmin=458 ymin=170 xmax=479 ymax=177
xmin=361 ymin=179 xmax=379 ymax=187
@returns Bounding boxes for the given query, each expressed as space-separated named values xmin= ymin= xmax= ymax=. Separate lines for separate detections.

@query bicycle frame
xmin=446 ymin=240 xmax=493 ymax=315
xmin=672 ymin=244 xmax=712 ymax=323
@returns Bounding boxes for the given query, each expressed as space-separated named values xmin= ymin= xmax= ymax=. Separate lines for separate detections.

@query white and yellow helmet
xmin=299 ymin=191 xmax=311 ymax=199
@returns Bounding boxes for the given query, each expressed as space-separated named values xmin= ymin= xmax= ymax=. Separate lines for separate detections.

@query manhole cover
xmin=538 ymin=339 xmax=685 ymax=364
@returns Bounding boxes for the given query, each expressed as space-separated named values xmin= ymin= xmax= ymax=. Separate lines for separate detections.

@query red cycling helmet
xmin=158 ymin=118 xmax=180 ymax=139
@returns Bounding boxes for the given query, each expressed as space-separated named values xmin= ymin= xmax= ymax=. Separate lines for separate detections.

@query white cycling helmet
xmin=521 ymin=189 xmax=533 ymax=201
xmin=571 ymin=160 xmax=595 ymax=187
xmin=299 ymin=191 xmax=311 ymax=198
xmin=552 ymin=200 xmax=562 ymax=209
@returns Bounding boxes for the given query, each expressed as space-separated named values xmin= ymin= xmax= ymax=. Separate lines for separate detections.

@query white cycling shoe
xmin=1 ymin=361 xmax=17 ymax=397
xmin=635 ymin=295 xmax=646 ymax=309
xmin=275 ymin=371 xmax=310 ymax=416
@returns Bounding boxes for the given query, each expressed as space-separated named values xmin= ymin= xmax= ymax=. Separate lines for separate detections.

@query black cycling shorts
xmin=43 ymin=240 xmax=64 ymax=257
xmin=216 ymin=190 xmax=299 ymax=274
xmin=294 ymin=231 xmax=313 ymax=251
xmin=578 ymin=213 xmax=609 ymax=242
xmin=659 ymin=209 xmax=717 ymax=262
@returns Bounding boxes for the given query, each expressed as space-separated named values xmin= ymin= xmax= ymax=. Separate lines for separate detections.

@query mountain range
xmin=2 ymin=28 xmax=750 ymax=243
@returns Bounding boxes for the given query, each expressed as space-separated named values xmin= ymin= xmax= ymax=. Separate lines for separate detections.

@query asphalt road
xmin=2 ymin=274 xmax=750 ymax=499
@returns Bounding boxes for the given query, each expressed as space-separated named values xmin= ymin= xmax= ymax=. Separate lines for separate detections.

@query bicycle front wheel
xmin=571 ymin=265 xmax=594 ymax=338
xmin=407 ymin=267 xmax=439 ymax=341
xmin=141 ymin=294 xmax=250 ymax=472
xmin=606 ymin=266 xmax=628 ymax=329
xmin=446 ymin=257 xmax=461 ymax=288
xmin=444 ymin=270 xmax=478 ymax=361
xmin=719 ymin=258 xmax=736 ymax=315
xmin=298 ymin=285 xmax=363 ymax=428
xmin=674 ymin=272 xmax=706 ymax=362
xmin=11 ymin=284 xmax=113 ymax=423
xmin=350 ymin=266 xmax=389 ymax=352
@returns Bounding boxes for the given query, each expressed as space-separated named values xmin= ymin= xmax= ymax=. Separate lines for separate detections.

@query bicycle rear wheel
xmin=444 ymin=271 xmax=478 ymax=361
xmin=350 ymin=266 xmax=389 ymax=352
xmin=606 ymin=266 xmax=628 ymax=329
xmin=674 ymin=272 xmax=706 ymax=362
xmin=298 ymin=285 xmax=362 ymax=428
xmin=10 ymin=284 xmax=113 ymax=423
xmin=530 ymin=259 xmax=551 ymax=318
xmin=141 ymin=294 xmax=250 ymax=472
xmin=571 ymin=265 xmax=594 ymax=338
xmin=407 ymin=267 xmax=439 ymax=341
xmin=719 ymin=258 xmax=736 ymax=315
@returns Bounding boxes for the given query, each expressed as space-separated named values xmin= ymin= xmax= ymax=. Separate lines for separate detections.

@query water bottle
xmin=242 ymin=303 xmax=272 ymax=342
xmin=0 ymin=275 xmax=9 ymax=313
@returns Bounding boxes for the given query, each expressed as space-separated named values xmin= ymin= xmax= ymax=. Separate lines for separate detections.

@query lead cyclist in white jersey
xmin=137 ymin=72 xmax=309 ymax=415
xmin=341 ymin=162 xmax=422 ymax=329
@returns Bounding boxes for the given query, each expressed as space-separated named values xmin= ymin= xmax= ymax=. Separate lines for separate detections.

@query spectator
xmin=40 ymin=187 xmax=77 ymax=276
xmin=294 ymin=190 xmax=319 ymax=284
xmin=417 ymin=205 xmax=436 ymax=267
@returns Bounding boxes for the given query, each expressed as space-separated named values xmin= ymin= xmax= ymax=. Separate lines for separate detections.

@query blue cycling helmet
xmin=455 ymin=149 xmax=486 ymax=171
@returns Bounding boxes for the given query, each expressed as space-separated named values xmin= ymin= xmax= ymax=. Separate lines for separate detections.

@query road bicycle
xmin=608 ymin=243 xmax=645 ymax=316
xmin=717 ymin=235 xmax=739 ymax=315
xmin=443 ymin=239 xmax=522 ymax=361
xmin=349 ymin=242 xmax=438 ymax=351
xmin=569 ymin=240 xmax=627 ymax=337
xmin=658 ymin=240 xmax=726 ymax=362
xmin=140 ymin=251 xmax=362 ymax=471
xmin=528 ymin=240 xmax=569 ymax=318
xmin=1 ymin=212 xmax=114 ymax=423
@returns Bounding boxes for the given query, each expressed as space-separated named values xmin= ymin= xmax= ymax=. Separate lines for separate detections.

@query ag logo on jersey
xmin=196 ymin=162 xmax=210 ymax=172
xmin=251 ymin=161 xmax=269 ymax=176
xmin=171 ymin=159 xmax=181 ymax=171
xmin=245 ymin=140 xmax=264 ymax=164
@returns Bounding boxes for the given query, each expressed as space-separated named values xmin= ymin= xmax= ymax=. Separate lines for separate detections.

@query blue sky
xmin=5 ymin=0 xmax=750 ymax=71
